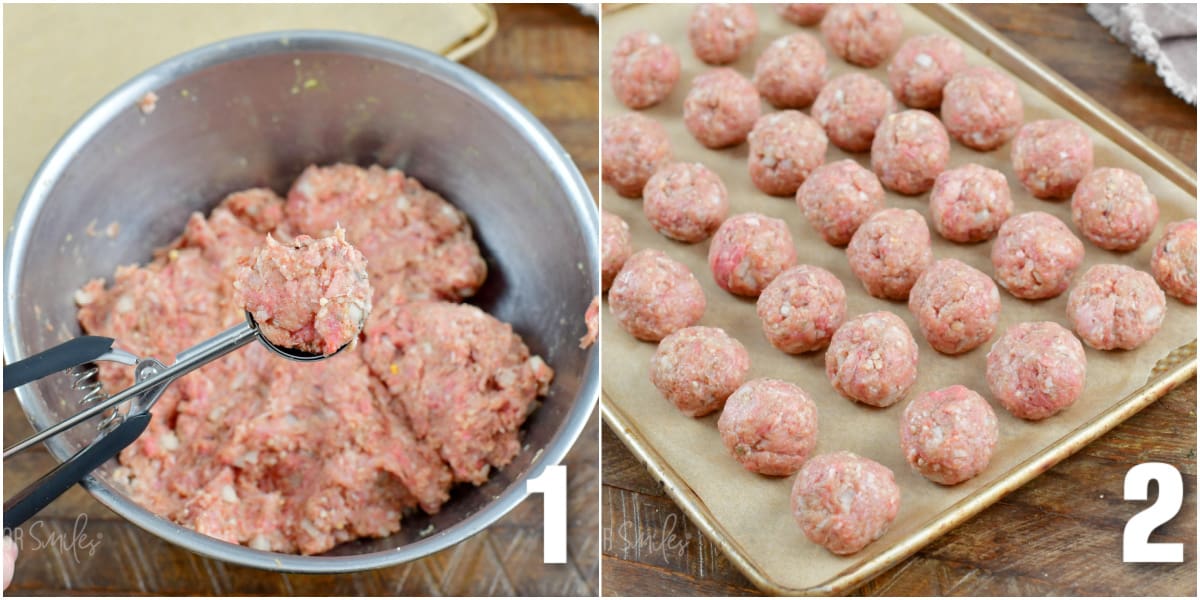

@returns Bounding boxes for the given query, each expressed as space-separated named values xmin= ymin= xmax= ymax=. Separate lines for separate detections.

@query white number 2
xmin=1123 ymin=462 xmax=1184 ymax=563
xmin=526 ymin=464 xmax=567 ymax=564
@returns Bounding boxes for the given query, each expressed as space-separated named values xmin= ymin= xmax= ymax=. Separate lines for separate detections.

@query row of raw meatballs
xmin=616 ymin=4 xmax=933 ymax=112
xmin=605 ymin=3 xmax=1186 ymax=271
xmin=604 ymin=187 xmax=1192 ymax=357
xmin=609 ymin=3 xmax=1047 ymax=193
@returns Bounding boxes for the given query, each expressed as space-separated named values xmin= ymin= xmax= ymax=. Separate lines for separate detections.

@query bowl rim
xmin=3 ymin=28 xmax=598 ymax=573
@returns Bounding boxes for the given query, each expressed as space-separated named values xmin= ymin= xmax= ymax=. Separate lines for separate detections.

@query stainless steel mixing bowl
xmin=3 ymin=30 xmax=598 ymax=572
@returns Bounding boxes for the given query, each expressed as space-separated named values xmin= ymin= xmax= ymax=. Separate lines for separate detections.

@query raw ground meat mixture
xmin=580 ymin=295 xmax=600 ymax=349
xmin=77 ymin=164 xmax=554 ymax=555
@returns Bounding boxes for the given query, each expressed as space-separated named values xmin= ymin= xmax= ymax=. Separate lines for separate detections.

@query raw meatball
xmin=791 ymin=451 xmax=901 ymax=555
xmin=1151 ymin=219 xmax=1197 ymax=304
xmin=753 ymin=33 xmax=827 ymax=109
xmin=887 ymin=34 xmax=966 ymax=109
xmin=609 ymin=249 xmax=706 ymax=342
xmin=683 ymin=68 xmax=762 ymax=149
xmin=846 ymin=208 xmax=933 ymax=300
xmin=991 ymin=211 xmax=1085 ymax=300
xmin=1011 ymin=119 xmax=1094 ymax=199
xmin=821 ymin=4 xmax=903 ymax=68
xmin=900 ymin=385 xmax=998 ymax=485
xmin=611 ymin=31 xmax=682 ymax=109
xmin=909 ymin=258 xmax=1001 ymax=355
xmin=778 ymin=4 xmax=829 ymax=26
xmin=796 ymin=159 xmax=886 ymax=246
xmin=235 ymin=229 xmax=372 ymax=356
xmin=757 ymin=265 xmax=847 ymax=354
xmin=811 ymin=73 xmax=897 ymax=152
xmin=928 ymin=163 xmax=1013 ymax=243
xmin=941 ymin=67 xmax=1024 ymax=151
xmin=651 ymin=326 xmax=750 ymax=417
xmin=747 ymin=110 xmax=828 ymax=196
xmin=602 ymin=113 xmax=672 ymax=198
xmin=601 ymin=210 xmax=633 ymax=291
xmin=708 ymin=213 xmax=798 ymax=297
xmin=688 ymin=3 xmax=759 ymax=65
xmin=987 ymin=321 xmax=1087 ymax=420
xmin=1070 ymin=167 xmax=1159 ymax=251
xmin=719 ymin=379 xmax=819 ymax=476
xmin=825 ymin=311 xmax=919 ymax=408
xmin=1067 ymin=263 xmax=1166 ymax=350
xmin=871 ymin=110 xmax=951 ymax=195
xmin=643 ymin=162 xmax=729 ymax=243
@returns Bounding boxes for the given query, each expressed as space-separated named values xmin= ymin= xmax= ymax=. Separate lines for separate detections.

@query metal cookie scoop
xmin=2 ymin=310 xmax=357 ymax=530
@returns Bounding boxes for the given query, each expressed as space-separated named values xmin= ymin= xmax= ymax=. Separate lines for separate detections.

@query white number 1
xmin=1123 ymin=462 xmax=1184 ymax=563
xmin=526 ymin=464 xmax=567 ymax=564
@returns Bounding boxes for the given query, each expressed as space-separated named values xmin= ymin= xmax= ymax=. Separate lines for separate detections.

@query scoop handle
xmin=3 ymin=412 xmax=150 ymax=531
xmin=3 ymin=336 xmax=115 ymax=391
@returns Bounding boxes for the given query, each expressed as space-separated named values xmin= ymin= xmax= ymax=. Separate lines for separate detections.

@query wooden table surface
xmin=600 ymin=4 xmax=1197 ymax=596
xmin=3 ymin=4 xmax=599 ymax=595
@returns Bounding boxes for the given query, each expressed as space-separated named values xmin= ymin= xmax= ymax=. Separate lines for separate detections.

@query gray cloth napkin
xmin=1089 ymin=3 xmax=1197 ymax=105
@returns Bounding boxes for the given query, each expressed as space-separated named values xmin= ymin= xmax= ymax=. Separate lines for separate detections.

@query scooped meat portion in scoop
xmin=235 ymin=228 xmax=372 ymax=356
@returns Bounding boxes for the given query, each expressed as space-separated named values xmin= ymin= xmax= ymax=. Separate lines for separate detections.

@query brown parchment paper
xmin=3 ymin=3 xmax=495 ymax=232
xmin=600 ymin=3 xmax=1197 ymax=594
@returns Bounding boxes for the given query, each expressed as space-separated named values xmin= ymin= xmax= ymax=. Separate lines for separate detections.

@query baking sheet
xmin=600 ymin=3 xmax=1197 ymax=595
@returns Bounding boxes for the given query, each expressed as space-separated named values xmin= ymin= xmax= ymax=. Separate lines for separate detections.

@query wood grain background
xmin=3 ymin=4 xmax=600 ymax=595
xmin=600 ymin=4 xmax=1197 ymax=596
